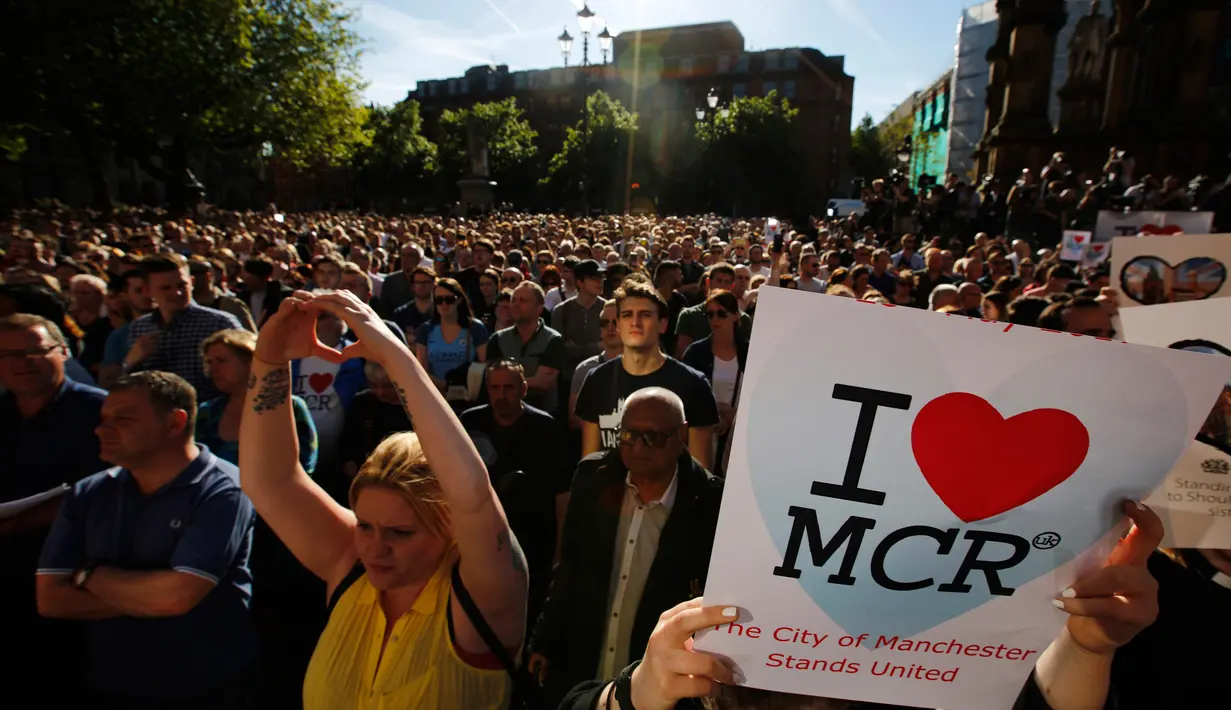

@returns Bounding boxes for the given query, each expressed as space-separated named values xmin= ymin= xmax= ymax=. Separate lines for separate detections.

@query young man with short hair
xmin=575 ymin=282 xmax=719 ymax=471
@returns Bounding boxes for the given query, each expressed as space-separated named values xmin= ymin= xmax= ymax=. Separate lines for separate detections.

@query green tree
xmin=850 ymin=112 xmax=914 ymax=184
xmin=695 ymin=91 xmax=800 ymax=215
xmin=438 ymin=98 xmax=539 ymax=202
xmin=352 ymin=100 xmax=437 ymax=209
xmin=3 ymin=0 xmax=369 ymax=210
xmin=543 ymin=91 xmax=638 ymax=213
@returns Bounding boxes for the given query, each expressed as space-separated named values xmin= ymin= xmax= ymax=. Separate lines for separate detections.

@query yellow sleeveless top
xmin=302 ymin=555 xmax=510 ymax=710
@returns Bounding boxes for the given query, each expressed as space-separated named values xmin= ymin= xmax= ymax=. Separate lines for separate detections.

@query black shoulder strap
xmin=449 ymin=561 xmax=519 ymax=678
xmin=328 ymin=563 xmax=365 ymax=613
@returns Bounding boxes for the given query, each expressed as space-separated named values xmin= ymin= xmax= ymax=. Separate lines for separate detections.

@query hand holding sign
xmin=1057 ymin=501 xmax=1162 ymax=656
xmin=627 ymin=599 xmax=741 ymax=710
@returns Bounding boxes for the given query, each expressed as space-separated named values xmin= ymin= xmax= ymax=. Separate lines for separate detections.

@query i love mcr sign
xmin=694 ymin=288 xmax=1231 ymax=710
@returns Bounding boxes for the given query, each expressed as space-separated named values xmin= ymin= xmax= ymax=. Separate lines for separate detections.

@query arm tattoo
xmin=393 ymin=383 xmax=411 ymax=413
xmin=498 ymin=529 xmax=528 ymax=577
xmin=251 ymin=367 xmax=290 ymax=414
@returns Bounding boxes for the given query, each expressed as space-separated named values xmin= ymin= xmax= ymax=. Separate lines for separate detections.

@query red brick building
xmin=410 ymin=21 xmax=854 ymax=213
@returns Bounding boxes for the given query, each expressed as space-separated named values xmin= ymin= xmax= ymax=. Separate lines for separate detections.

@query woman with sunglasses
xmin=681 ymin=289 xmax=749 ymax=476
xmin=413 ymin=278 xmax=488 ymax=396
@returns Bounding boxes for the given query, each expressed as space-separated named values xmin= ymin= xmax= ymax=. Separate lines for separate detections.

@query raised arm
xmin=307 ymin=291 xmax=527 ymax=647
xmin=238 ymin=296 xmax=358 ymax=589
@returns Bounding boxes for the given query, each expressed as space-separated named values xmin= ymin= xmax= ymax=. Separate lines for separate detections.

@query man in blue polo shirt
xmin=36 ymin=371 xmax=258 ymax=708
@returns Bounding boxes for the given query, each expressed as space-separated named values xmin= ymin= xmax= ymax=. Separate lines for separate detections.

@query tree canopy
xmin=694 ymin=91 xmax=800 ymax=215
xmin=439 ymin=98 xmax=539 ymax=201
xmin=543 ymin=91 xmax=638 ymax=212
xmin=4 ymin=0 xmax=369 ymax=209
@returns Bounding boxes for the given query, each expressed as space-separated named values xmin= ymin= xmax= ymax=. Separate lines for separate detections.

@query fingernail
xmin=1135 ymin=500 xmax=1147 ymax=511
xmin=1060 ymin=587 xmax=1077 ymax=599
xmin=1052 ymin=599 xmax=1065 ymax=610
xmin=722 ymin=607 xmax=739 ymax=617
xmin=733 ymin=671 xmax=747 ymax=685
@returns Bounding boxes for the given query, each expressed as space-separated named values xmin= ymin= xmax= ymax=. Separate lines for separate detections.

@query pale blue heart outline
xmin=744 ymin=327 xmax=1187 ymax=641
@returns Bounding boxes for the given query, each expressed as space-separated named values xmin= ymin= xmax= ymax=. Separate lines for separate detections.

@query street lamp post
xmin=695 ymin=88 xmax=731 ymax=212
xmin=598 ymin=27 xmax=613 ymax=65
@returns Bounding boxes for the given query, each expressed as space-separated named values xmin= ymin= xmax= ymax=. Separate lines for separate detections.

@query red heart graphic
xmin=1090 ymin=244 xmax=1105 ymax=253
xmin=1139 ymin=224 xmax=1183 ymax=236
xmin=911 ymin=393 xmax=1090 ymax=523
xmin=308 ymin=372 xmax=335 ymax=394
xmin=1073 ymin=235 xmax=1085 ymax=244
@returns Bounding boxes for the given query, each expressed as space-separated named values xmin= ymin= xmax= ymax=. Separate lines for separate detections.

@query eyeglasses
xmin=434 ymin=295 xmax=458 ymax=305
xmin=0 ymin=345 xmax=63 ymax=360
xmin=617 ymin=427 xmax=677 ymax=449
xmin=706 ymin=309 xmax=731 ymax=320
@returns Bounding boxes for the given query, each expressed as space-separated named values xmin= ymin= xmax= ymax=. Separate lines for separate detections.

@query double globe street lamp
xmin=695 ymin=88 xmax=730 ymax=121
xmin=557 ymin=4 xmax=614 ymax=214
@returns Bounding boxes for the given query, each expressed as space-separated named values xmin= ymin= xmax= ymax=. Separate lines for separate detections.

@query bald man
xmin=530 ymin=386 xmax=724 ymax=706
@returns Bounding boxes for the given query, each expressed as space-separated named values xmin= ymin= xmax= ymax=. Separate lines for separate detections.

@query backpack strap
xmin=448 ymin=561 xmax=519 ymax=678
xmin=327 ymin=563 xmax=365 ymax=614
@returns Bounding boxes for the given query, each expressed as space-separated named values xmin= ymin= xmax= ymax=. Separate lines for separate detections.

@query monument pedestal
xmin=457 ymin=177 xmax=494 ymax=215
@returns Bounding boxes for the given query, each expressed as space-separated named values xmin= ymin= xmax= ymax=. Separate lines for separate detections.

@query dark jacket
xmin=531 ymin=449 xmax=724 ymax=699
xmin=681 ymin=335 xmax=750 ymax=386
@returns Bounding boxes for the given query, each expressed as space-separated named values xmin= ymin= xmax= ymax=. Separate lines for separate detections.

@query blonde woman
xmin=239 ymin=290 xmax=526 ymax=709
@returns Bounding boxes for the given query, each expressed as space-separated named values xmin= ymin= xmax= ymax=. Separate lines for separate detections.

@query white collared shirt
xmin=597 ymin=467 xmax=680 ymax=679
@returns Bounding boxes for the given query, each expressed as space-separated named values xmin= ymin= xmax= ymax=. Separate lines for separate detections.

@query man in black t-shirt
xmin=575 ymin=281 xmax=719 ymax=470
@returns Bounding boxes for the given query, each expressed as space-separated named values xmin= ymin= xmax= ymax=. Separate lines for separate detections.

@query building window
xmin=680 ymin=57 xmax=694 ymax=75
xmin=834 ymin=86 xmax=843 ymax=101
xmin=764 ymin=51 xmax=779 ymax=71
xmin=783 ymin=80 xmax=796 ymax=99
xmin=552 ymin=69 xmax=563 ymax=86
xmin=461 ymin=79 xmax=470 ymax=95
xmin=735 ymin=54 xmax=749 ymax=73
xmin=515 ymin=73 xmax=527 ymax=90
xmin=733 ymin=82 xmax=747 ymax=98
xmin=448 ymin=79 xmax=457 ymax=95
xmin=833 ymin=115 xmax=840 ymax=132
xmin=764 ymin=81 xmax=777 ymax=96
xmin=718 ymin=55 xmax=731 ymax=73
xmin=645 ymin=58 xmax=661 ymax=76
xmin=486 ymin=75 xmax=497 ymax=92
xmin=784 ymin=51 xmax=799 ymax=70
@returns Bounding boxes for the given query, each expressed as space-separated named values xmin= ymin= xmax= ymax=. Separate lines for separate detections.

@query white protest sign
xmin=1094 ymin=210 xmax=1214 ymax=243
xmin=695 ymin=287 xmax=1229 ymax=710
xmin=1110 ymin=234 xmax=1231 ymax=309
xmin=1120 ymin=298 xmax=1231 ymax=547
xmin=1059 ymin=230 xmax=1092 ymax=262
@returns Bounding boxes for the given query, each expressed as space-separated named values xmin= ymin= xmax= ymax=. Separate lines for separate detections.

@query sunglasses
xmin=706 ymin=309 xmax=731 ymax=320
xmin=501 ymin=278 xmax=520 ymax=285
xmin=617 ymin=427 xmax=677 ymax=449
xmin=600 ymin=318 xmax=617 ymax=328
xmin=434 ymin=295 xmax=458 ymax=305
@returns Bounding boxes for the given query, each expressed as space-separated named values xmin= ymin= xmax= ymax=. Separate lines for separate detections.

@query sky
xmin=353 ymin=0 xmax=979 ymax=128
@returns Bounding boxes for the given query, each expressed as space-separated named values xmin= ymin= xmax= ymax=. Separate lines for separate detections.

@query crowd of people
xmin=0 ymin=199 xmax=1227 ymax=710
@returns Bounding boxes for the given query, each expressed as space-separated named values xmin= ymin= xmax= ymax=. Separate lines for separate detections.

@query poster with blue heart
xmin=1110 ymin=233 xmax=1231 ymax=310
xmin=694 ymin=287 xmax=1231 ymax=710
xmin=1120 ymin=298 xmax=1231 ymax=548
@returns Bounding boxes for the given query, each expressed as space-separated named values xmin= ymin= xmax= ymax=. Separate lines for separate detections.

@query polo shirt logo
xmin=169 ymin=519 xmax=183 ymax=529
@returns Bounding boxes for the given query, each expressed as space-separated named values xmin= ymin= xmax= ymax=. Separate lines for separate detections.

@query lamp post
xmin=598 ymin=27 xmax=613 ymax=64
xmin=560 ymin=4 xmax=601 ymax=214
xmin=695 ymin=88 xmax=732 ymax=212
xmin=558 ymin=28 xmax=573 ymax=67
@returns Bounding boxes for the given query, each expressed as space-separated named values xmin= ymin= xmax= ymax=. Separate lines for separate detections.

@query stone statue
xmin=1068 ymin=1 xmax=1109 ymax=83
xmin=466 ymin=119 xmax=490 ymax=178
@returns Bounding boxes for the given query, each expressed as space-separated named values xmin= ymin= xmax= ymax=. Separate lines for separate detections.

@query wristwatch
xmin=73 ymin=565 xmax=96 ymax=590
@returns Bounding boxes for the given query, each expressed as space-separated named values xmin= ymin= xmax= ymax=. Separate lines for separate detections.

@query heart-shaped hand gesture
xmin=300 ymin=289 xmax=409 ymax=367
xmin=255 ymin=290 xmax=409 ymax=367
